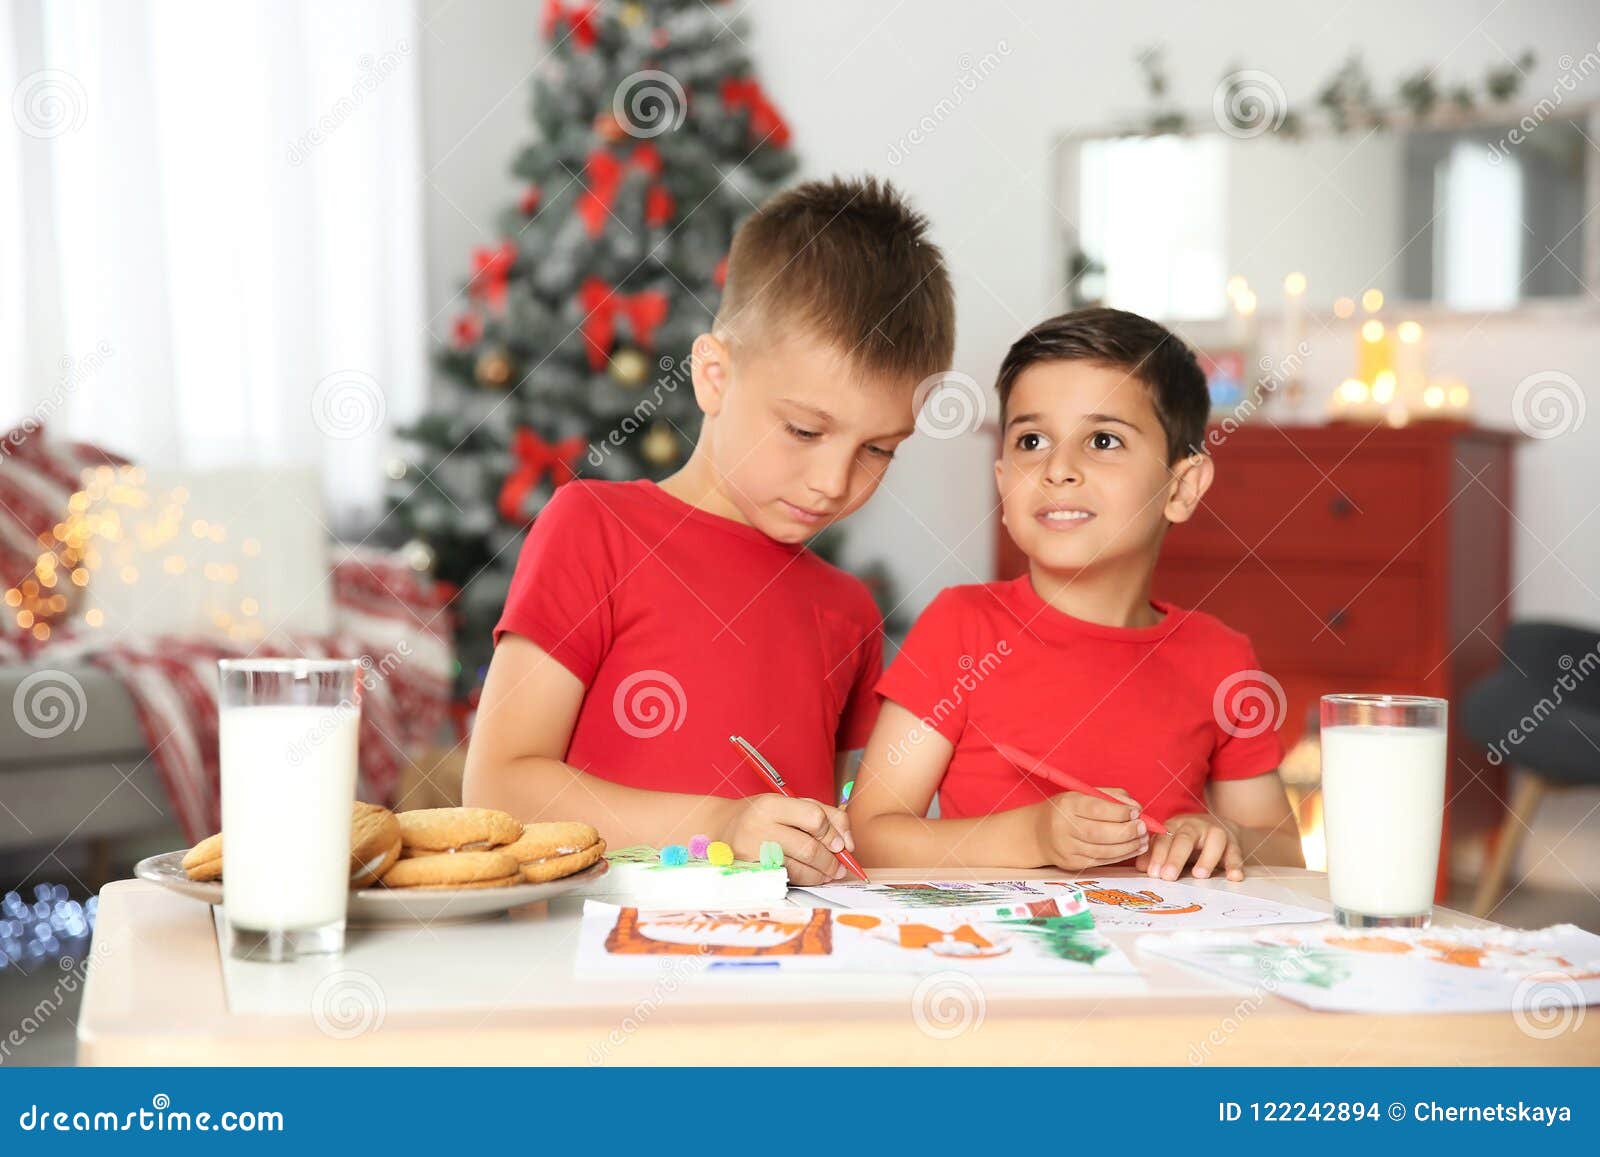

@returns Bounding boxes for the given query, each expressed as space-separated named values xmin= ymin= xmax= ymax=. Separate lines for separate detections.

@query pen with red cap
xmin=728 ymin=734 xmax=870 ymax=882
xmin=995 ymin=742 xmax=1168 ymax=835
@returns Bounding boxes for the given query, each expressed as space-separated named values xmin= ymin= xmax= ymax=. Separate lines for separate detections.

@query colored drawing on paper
xmin=836 ymin=912 xmax=1014 ymax=959
xmin=798 ymin=880 xmax=1078 ymax=910
xmin=997 ymin=917 xmax=1113 ymax=966
xmin=576 ymin=901 xmax=1141 ymax=976
xmin=603 ymin=907 xmax=831 ymax=957
xmin=801 ymin=879 xmax=1329 ymax=932
xmin=1070 ymin=881 xmax=1202 ymax=916
xmin=1193 ymin=942 xmax=1353 ymax=989
xmin=1048 ymin=879 xmax=1327 ymax=931
xmin=1330 ymin=930 xmax=1600 ymax=978
xmin=1140 ymin=923 xmax=1600 ymax=1013
xmin=854 ymin=882 xmax=1062 ymax=908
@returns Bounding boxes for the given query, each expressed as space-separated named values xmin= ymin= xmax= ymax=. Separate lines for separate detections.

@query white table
xmin=77 ymin=867 xmax=1598 ymax=1065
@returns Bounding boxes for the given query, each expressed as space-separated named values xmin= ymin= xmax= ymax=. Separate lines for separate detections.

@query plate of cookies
xmin=135 ymin=804 xmax=608 ymax=926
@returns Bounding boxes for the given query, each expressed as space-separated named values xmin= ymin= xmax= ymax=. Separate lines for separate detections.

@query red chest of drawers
xmin=996 ymin=421 xmax=1517 ymax=886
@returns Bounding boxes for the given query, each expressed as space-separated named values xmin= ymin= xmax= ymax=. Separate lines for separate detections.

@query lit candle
xmin=1356 ymin=319 xmax=1394 ymax=386
xmin=1425 ymin=375 xmax=1472 ymax=419
xmin=1331 ymin=377 xmax=1373 ymax=421
xmin=1282 ymin=272 xmax=1308 ymax=415
xmin=1394 ymin=321 xmax=1425 ymax=412
xmin=1228 ymin=281 xmax=1257 ymax=346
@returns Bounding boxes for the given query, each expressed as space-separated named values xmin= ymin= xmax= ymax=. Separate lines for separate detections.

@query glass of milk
xmin=1319 ymin=694 xmax=1447 ymax=928
xmin=217 ymin=658 xmax=362 ymax=962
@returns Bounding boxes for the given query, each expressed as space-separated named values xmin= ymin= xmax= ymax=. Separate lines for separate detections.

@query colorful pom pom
xmin=758 ymin=841 xmax=784 ymax=869
xmin=660 ymin=844 xmax=688 ymax=867
xmin=707 ymin=840 xmax=734 ymax=867
xmin=688 ymin=834 xmax=711 ymax=860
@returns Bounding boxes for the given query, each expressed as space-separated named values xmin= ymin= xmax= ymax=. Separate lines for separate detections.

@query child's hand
xmin=720 ymin=794 xmax=854 ymax=886
xmin=1030 ymin=788 xmax=1150 ymax=871
xmin=1138 ymin=812 xmax=1244 ymax=882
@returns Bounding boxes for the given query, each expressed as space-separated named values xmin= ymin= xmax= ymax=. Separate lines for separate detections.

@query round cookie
xmin=520 ymin=839 xmax=606 ymax=883
xmin=349 ymin=802 xmax=402 ymax=881
xmin=397 ymin=839 xmax=498 ymax=859
xmin=380 ymin=848 xmax=518 ymax=889
xmin=406 ymin=874 xmax=521 ymax=890
xmin=182 ymin=832 xmax=223 ymax=881
xmin=350 ymin=836 xmax=402 ymax=889
xmin=396 ymin=807 xmax=522 ymax=853
xmin=499 ymin=821 xmax=600 ymax=866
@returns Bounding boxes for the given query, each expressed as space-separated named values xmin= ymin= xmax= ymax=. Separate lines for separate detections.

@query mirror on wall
xmin=1056 ymin=106 xmax=1599 ymax=321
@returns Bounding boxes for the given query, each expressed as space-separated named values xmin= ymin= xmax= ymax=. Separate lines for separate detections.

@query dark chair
xmin=1461 ymin=621 xmax=1600 ymax=917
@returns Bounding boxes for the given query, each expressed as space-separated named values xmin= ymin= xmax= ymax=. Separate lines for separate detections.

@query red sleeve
xmin=873 ymin=590 xmax=969 ymax=744
xmin=835 ymin=612 xmax=884 ymax=751
xmin=1209 ymin=639 xmax=1287 ymax=781
xmin=491 ymin=483 xmax=615 ymax=686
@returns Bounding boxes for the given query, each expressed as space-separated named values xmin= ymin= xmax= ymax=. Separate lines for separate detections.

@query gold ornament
xmin=474 ymin=348 xmax=515 ymax=389
xmin=619 ymin=2 xmax=645 ymax=28
xmin=608 ymin=348 xmax=649 ymax=387
xmin=641 ymin=422 xmax=679 ymax=467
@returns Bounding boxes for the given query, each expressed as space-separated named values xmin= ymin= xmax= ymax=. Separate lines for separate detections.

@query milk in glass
xmin=1320 ymin=722 xmax=1446 ymax=920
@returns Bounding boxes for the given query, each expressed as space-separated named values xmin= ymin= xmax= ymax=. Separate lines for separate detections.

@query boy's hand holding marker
xmin=725 ymin=737 xmax=867 ymax=885
xmin=1028 ymin=787 xmax=1150 ymax=872
xmin=719 ymin=794 xmax=855 ymax=886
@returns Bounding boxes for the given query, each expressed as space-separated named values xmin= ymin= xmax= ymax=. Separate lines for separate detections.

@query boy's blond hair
xmin=716 ymin=175 xmax=956 ymax=383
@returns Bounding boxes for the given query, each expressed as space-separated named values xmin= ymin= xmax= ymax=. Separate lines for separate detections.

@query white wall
xmin=417 ymin=0 xmax=546 ymax=339
xmin=417 ymin=0 xmax=1600 ymax=627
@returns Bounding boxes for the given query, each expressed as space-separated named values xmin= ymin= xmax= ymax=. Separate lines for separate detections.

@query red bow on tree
xmin=720 ymin=77 xmax=790 ymax=147
xmin=469 ymin=242 xmax=517 ymax=311
xmin=498 ymin=428 xmax=586 ymax=523
xmin=578 ymin=277 xmax=669 ymax=370
xmin=542 ymin=0 xmax=597 ymax=49
xmin=577 ymin=145 xmax=674 ymax=237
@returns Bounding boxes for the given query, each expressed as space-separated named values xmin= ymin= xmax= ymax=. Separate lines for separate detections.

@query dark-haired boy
xmin=850 ymin=308 xmax=1304 ymax=881
xmin=464 ymin=177 xmax=956 ymax=886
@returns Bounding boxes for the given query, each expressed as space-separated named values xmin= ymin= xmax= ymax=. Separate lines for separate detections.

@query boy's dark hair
xmin=716 ymin=176 xmax=955 ymax=384
xmin=995 ymin=307 xmax=1210 ymax=462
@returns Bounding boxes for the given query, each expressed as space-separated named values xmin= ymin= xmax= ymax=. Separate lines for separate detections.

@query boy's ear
xmin=1164 ymin=452 xmax=1214 ymax=524
xmin=689 ymin=332 xmax=731 ymax=416
xmin=993 ymin=458 xmax=1006 ymax=524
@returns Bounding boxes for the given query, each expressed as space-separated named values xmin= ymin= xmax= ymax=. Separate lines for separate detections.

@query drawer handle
xmin=1329 ymin=494 xmax=1355 ymax=518
xmin=1326 ymin=608 xmax=1350 ymax=630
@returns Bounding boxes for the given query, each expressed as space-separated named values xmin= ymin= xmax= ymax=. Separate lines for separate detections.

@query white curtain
xmin=1 ymin=0 xmax=427 ymax=535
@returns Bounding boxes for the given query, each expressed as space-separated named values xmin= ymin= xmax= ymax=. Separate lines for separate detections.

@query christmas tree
xmin=387 ymin=0 xmax=796 ymax=692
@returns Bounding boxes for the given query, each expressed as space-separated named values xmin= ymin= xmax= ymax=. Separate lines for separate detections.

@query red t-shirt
xmin=876 ymin=576 xmax=1283 ymax=825
xmin=493 ymin=480 xmax=883 ymax=802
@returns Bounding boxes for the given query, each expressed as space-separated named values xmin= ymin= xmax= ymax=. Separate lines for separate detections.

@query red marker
xmin=728 ymin=734 xmax=870 ymax=882
xmin=994 ymin=742 xmax=1169 ymax=836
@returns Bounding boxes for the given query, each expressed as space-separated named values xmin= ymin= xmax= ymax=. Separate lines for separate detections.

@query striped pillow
xmin=0 ymin=422 xmax=126 ymax=651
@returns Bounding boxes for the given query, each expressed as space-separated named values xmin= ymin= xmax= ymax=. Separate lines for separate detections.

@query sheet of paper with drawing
xmin=575 ymin=898 xmax=1139 ymax=975
xmin=1139 ymin=923 xmax=1600 ymax=1013
xmin=797 ymin=879 xmax=1331 ymax=931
